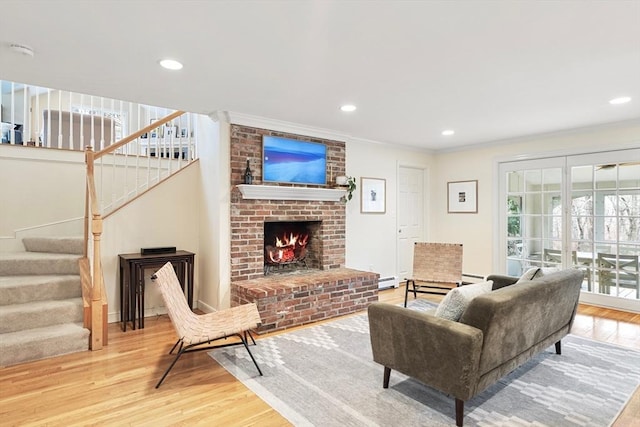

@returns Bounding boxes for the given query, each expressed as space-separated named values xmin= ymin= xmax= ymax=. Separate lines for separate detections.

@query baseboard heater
xmin=461 ymin=273 xmax=486 ymax=285
xmin=378 ymin=276 xmax=399 ymax=290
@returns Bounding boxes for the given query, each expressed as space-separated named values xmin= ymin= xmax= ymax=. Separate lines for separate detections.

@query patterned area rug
xmin=210 ymin=300 xmax=640 ymax=426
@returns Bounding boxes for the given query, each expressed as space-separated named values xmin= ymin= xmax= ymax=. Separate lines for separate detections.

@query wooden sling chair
xmin=151 ymin=262 xmax=263 ymax=388
xmin=403 ymin=242 xmax=463 ymax=307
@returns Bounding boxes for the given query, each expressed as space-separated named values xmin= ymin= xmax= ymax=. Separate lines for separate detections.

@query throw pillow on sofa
xmin=434 ymin=280 xmax=494 ymax=321
xmin=516 ymin=267 xmax=560 ymax=284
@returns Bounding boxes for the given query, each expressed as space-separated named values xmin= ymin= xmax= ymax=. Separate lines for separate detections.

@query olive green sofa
xmin=368 ymin=268 xmax=584 ymax=426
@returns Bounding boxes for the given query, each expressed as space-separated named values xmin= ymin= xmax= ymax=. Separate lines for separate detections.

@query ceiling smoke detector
xmin=9 ymin=43 xmax=35 ymax=57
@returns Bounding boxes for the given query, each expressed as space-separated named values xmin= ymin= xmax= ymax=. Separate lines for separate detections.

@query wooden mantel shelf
xmin=237 ymin=184 xmax=346 ymax=202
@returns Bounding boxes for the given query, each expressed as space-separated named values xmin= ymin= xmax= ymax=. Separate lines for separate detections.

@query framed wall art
xmin=447 ymin=180 xmax=478 ymax=213
xmin=361 ymin=177 xmax=386 ymax=213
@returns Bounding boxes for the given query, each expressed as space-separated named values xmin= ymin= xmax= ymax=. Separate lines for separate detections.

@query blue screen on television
xmin=263 ymin=136 xmax=327 ymax=185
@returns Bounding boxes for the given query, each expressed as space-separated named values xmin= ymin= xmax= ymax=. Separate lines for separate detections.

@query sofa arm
xmin=486 ymin=274 xmax=519 ymax=290
xmin=368 ymin=302 xmax=483 ymax=400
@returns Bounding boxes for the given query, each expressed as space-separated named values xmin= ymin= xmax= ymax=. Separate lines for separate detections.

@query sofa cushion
xmin=434 ymin=280 xmax=494 ymax=321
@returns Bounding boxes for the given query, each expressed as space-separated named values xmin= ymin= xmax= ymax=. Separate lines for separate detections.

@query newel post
xmin=85 ymin=147 xmax=104 ymax=350
xmin=91 ymin=212 xmax=104 ymax=350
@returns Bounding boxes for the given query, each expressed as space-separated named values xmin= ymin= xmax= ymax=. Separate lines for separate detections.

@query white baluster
xmin=9 ymin=82 xmax=15 ymax=144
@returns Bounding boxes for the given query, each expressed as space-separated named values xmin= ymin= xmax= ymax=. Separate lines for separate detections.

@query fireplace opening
xmin=264 ymin=220 xmax=321 ymax=275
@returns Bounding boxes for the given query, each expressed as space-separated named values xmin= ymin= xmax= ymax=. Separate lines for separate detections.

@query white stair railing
xmin=1 ymin=79 xmax=198 ymax=215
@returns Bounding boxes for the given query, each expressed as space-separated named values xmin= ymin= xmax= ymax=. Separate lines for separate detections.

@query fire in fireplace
xmin=265 ymin=232 xmax=308 ymax=264
xmin=264 ymin=220 xmax=321 ymax=274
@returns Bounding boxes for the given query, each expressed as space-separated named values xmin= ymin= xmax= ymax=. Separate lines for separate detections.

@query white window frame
xmin=496 ymin=147 xmax=640 ymax=313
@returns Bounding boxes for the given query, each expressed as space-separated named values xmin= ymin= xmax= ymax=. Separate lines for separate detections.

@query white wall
xmin=101 ymin=114 xmax=223 ymax=321
xmin=1 ymin=85 xmax=26 ymax=125
xmin=102 ymin=163 xmax=202 ymax=321
xmin=196 ymin=116 xmax=231 ymax=312
xmin=345 ymin=138 xmax=434 ymax=280
xmin=0 ymin=145 xmax=85 ymax=249
xmin=429 ymin=120 xmax=640 ymax=277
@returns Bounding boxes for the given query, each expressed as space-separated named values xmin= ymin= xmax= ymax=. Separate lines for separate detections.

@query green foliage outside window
xmin=507 ymin=197 xmax=521 ymax=237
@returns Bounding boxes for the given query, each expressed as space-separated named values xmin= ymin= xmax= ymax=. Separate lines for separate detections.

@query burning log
xmin=265 ymin=232 xmax=309 ymax=265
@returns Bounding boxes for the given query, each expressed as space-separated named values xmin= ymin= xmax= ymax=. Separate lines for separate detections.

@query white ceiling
xmin=0 ymin=0 xmax=639 ymax=151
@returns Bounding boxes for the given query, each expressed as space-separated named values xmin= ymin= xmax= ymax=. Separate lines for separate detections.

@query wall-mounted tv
xmin=263 ymin=136 xmax=327 ymax=185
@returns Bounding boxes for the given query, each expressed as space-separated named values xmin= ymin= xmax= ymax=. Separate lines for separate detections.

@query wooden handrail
xmin=94 ymin=110 xmax=185 ymax=160
xmin=83 ymin=109 xmax=187 ymax=350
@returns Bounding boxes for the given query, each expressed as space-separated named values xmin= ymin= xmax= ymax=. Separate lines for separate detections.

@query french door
xmin=500 ymin=157 xmax=566 ymax=276
xmin=499 ymin=148 xmax=640 ymax=311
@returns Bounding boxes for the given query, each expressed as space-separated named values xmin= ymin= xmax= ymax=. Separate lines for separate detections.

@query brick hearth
xmin=231 ymin=268 xmax=379 ymax=333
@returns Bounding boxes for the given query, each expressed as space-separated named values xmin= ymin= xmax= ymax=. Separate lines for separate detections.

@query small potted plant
xmin=342 ymin=176 xmax=356 ymax=203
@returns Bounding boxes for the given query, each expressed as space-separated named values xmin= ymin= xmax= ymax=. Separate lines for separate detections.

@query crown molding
xmin=349 ymin=135 xmax=435 ymax=154
xmin=436 ymin=118 xmax=640 ymax=154
xmin=208 ymin=111 xmax=229 ymax=123
xmin=225 ymin=111 xmax=351 ymax=142
xmin=225 ymin=111 xmax=434 ymax=152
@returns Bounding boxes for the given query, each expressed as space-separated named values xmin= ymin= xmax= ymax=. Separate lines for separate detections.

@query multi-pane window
xmin=504 ymin=165 xmax=563 ymax=276
xmin=571 ymin=161 xmax=640 ymax=298
xmin=500 ymin=150 xmax=640 ymax=307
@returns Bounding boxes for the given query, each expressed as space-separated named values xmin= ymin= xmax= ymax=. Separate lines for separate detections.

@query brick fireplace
xmin=229 ymin=125 xmax=347 ymax=281
xmin=229 ymin=124 xmax=378 ymax=333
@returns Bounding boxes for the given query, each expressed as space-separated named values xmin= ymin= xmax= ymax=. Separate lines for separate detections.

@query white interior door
xmin=398 ymin=166 xmax=425 ymax=280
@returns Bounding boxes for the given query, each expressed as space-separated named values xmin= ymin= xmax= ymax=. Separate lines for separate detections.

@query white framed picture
xmin=448 ymin=180 xmax=478 ymax=213
xmin=361 ymin=177 xmax=386 ymax=214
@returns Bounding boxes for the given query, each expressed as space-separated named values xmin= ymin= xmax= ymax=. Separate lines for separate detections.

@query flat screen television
xmin=263 ymin=136 xmax=327 ymax=185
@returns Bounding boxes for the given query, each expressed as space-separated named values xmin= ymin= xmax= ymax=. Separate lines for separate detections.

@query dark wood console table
xmin=118 ymin=250 xmax=195 ymax=331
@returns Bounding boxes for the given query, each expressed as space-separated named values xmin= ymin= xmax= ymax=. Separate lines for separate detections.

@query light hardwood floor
xmin=1 ymin=286 xmax=638 ymax=426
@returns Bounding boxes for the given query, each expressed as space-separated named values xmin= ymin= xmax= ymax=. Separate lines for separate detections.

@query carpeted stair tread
xmin=22 ymin=236 xmax=84 ymax=255
xmin=0 ymin=275 xmax=81 ymax=305
xmin=0 ymin=236 xmax=90 ymax=366
xmin=0 ymin=323 xmax=90 ymax=367
xmin=0 ymin=252 xmax=81 ymax=276
xmin=0 ymin=298 xmax=84 ymax=333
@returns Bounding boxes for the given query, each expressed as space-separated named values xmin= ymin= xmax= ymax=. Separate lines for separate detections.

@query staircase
xmin=0 ymin=237 xmax=90 ymax=366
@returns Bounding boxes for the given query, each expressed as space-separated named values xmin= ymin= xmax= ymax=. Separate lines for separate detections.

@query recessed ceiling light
xmin=159 ymin=59 xmax=183 ymax=70
xmin=609 ymin=96 xmax=631 ymax=105
xmin=340 ymin=104 xmax=356 ymax=112
xmin=441 ymin=129 xmax=455 ymax=136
